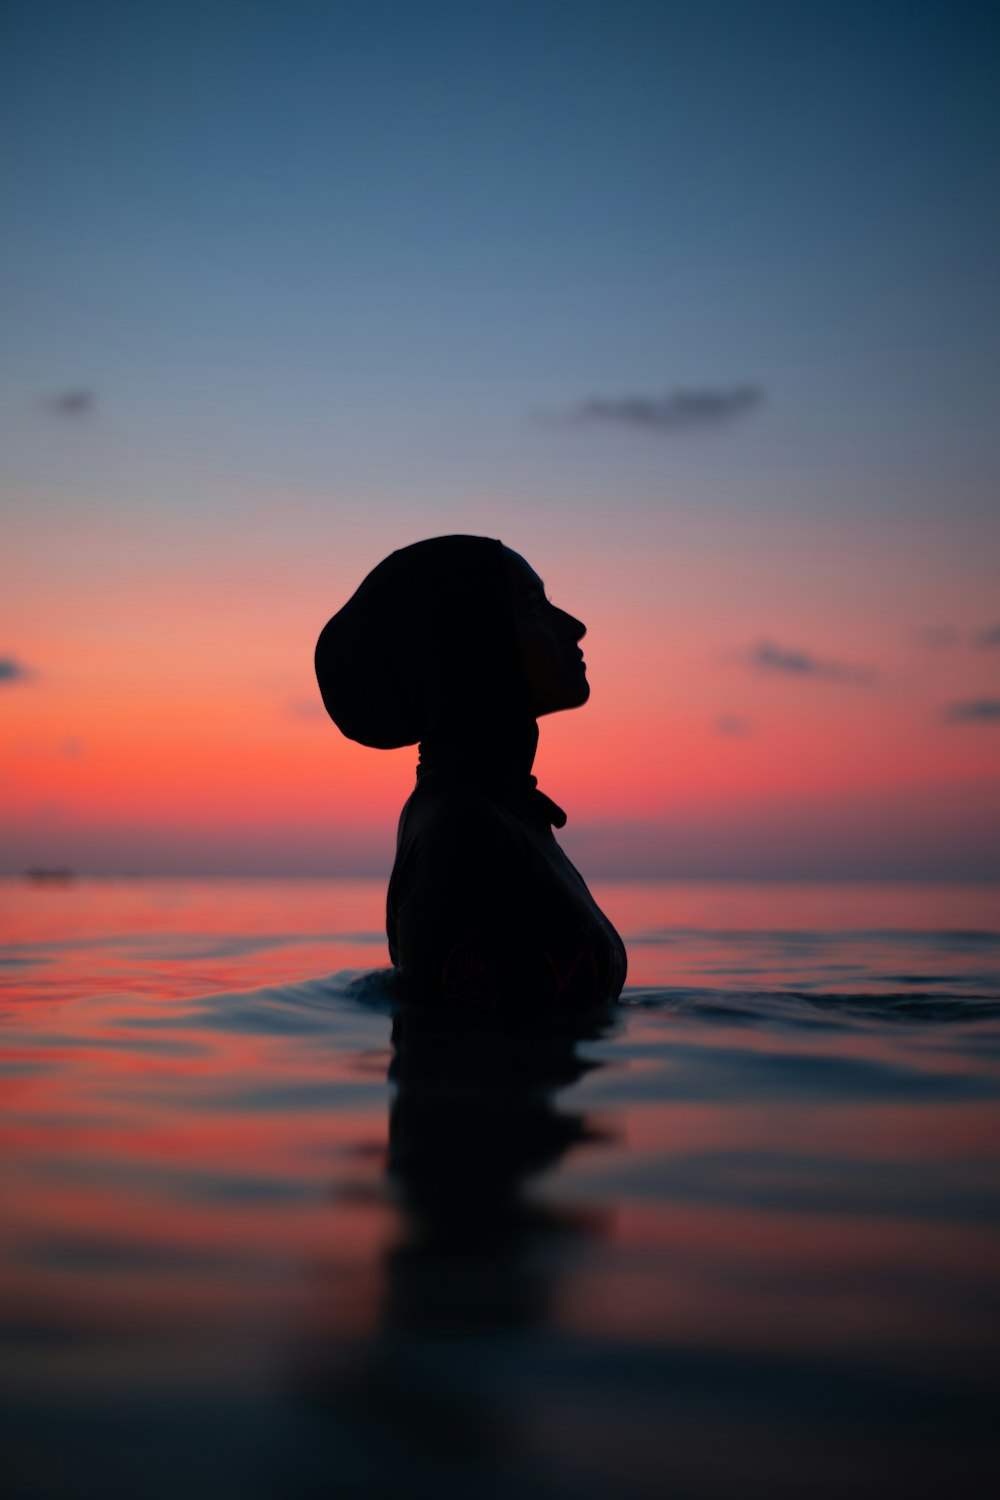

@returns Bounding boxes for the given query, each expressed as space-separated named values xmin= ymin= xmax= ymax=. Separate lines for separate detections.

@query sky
xmin=2 ymin=0 xmax=999 ymax=878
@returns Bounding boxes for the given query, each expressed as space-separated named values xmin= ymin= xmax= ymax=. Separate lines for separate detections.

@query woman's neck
xmin=416 ymin=715 xmax=539 ymax=789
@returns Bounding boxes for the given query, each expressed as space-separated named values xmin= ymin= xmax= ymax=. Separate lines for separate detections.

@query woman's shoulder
xmin=390 ymin=775 xmax=528 ymax=926
xmin=400 ymin=773 xmax=520 ymax=847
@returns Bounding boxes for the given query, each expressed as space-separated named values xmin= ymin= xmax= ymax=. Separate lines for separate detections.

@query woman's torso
xmin=387 ymin=773 xmax=627 ymax=1009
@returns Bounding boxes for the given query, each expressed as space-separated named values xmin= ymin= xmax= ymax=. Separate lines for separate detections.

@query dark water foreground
xmin=1 ymin=879 xmax=999 ymax=1499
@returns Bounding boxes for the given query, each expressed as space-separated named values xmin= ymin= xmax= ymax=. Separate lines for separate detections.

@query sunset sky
xmin=2 ymin=0 xmax=999 ymax=878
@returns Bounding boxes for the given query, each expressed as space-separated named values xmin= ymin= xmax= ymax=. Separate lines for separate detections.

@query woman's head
xmin=315 ymin=535 xmax=588 ymax=754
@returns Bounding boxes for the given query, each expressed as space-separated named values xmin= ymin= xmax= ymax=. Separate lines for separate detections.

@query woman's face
xmin=503 ymin=548 xmax=589 ymax=717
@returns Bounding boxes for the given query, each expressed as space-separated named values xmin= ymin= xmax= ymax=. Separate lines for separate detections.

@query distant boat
xmin=23 ymin=868 xmax=75 ymax=884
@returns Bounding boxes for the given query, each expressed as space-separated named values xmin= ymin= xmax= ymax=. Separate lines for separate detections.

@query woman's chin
xmin=539 ymin=678 xmax=590 ymax=716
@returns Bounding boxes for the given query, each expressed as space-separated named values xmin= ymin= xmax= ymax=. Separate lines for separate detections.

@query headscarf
xmin=315 ymin=536 xmax=565 ymax=824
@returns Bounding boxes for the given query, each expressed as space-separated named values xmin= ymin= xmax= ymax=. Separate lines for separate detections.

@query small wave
xmin=632 ymin=928 xmax=1000 ymax=949
xmin=117 ymin=967 xmax=401 ymax=1038
xmin=621 ymin=985 xmax=1000 ymax=1027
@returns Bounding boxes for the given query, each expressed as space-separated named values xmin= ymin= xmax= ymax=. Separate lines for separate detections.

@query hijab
xmin=315 ymin=535 xmax=566 ymax=825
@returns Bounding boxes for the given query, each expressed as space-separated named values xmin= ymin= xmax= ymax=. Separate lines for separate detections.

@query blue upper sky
xmin=3 ymin=0 xmax=998 ymax=520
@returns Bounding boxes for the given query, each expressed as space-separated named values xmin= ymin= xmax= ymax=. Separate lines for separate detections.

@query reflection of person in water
xmin=292 ymin=1002 xmax=614 ymax=1489
xmin=315 ymin=535 xmax=626 ymax=1009
xmin=388 ymin=1005 xmax=607 ymax=1251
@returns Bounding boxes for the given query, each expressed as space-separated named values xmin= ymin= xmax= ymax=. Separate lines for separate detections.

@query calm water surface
xmin=2 ymin=878 xmax=999 ymax=1499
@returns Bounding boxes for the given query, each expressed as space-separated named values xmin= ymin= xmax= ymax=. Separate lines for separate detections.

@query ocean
xmin=2 ymin=876 xmax=999 ymax=1499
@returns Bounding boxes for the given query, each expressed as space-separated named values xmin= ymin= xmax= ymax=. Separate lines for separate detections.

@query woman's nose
xmin=560 ymin=609 xmax=586 ymax=641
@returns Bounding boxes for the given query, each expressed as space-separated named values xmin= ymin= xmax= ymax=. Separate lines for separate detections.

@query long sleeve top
xmin=387 ymin=770 xmax=627 ymax=1011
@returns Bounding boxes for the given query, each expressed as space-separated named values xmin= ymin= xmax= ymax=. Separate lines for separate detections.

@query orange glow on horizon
xmin=3 ymin=488 xmax=999 ymax=873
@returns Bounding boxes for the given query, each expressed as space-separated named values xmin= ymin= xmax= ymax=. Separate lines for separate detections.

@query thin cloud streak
xmin=919 ymin=624 xmax=1000 ymax=650
xmin=750 ymin=640 xmax=876 ymax=684
xmin=943 ymin=698 xmax=1000 ymax=723
xmin=917 ymin=625 xmax=959 ymax=649
xmin=285 ymin=698 xmax=325 ymax=723
xmin=543 ymin=384 xmax=764 ymax=433
xmin=0 ymin=657 xmax=32 ymax=684
xmin=715 ymin=714 xmax=753 ymax=737
xmin=41 ymin=389 xmax=96 ymax=418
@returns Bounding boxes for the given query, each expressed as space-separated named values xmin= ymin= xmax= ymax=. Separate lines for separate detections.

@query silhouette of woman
xmin=315 ymin=535 xmax=626 ymax=1009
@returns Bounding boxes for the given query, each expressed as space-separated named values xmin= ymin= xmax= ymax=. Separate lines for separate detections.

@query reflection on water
xmin=1 ymin=879 xmax=999 ymax=1498
xmin=295 ymin=1006 xmax=614 ymax=1493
